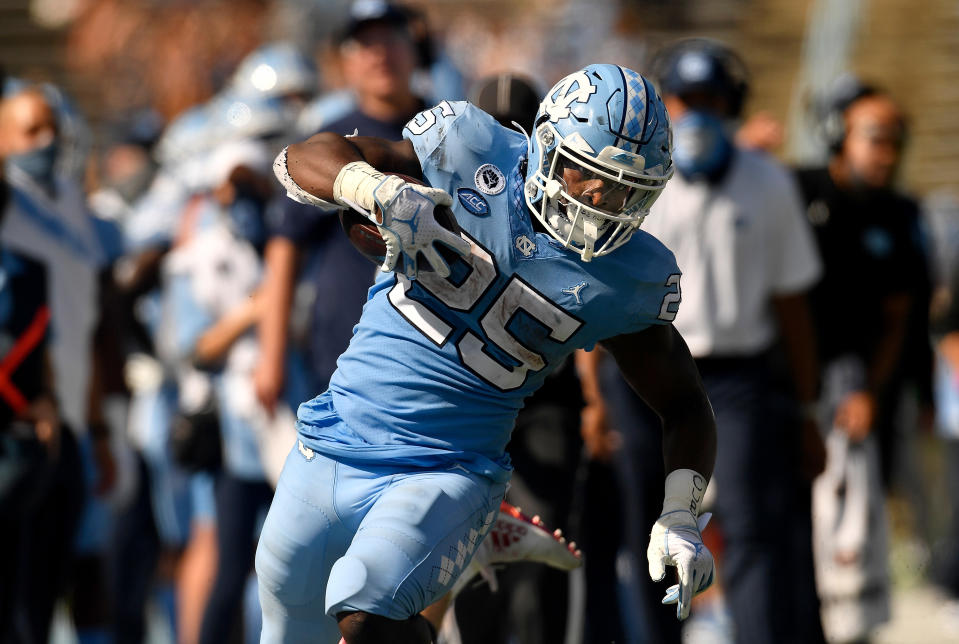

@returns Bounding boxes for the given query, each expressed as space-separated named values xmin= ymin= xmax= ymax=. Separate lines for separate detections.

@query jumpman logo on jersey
xmin=562 ymin=281 xmax=589 ymax=305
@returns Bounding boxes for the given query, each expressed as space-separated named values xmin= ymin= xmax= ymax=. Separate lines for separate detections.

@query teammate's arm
xmin=600 ymin=323 xmax=716 ymax=620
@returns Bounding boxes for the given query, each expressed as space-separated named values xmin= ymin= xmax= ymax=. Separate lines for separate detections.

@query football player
xmin=259 ymin=63 xmax=717 ymax=644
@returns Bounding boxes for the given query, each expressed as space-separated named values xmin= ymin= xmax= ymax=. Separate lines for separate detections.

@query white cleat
xmin=452 ymin=501 xmax=582 ymax=595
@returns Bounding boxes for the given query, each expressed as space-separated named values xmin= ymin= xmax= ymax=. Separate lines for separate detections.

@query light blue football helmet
xmin=155 ymin=104 xmax=221 ymax=167
xmin=229 ymin=42 xmax=317 ymax=100
xmin=525 ymin=64 xmax=673 ymax=261
xmin=209 ymin=91 xmax=292 ymax=142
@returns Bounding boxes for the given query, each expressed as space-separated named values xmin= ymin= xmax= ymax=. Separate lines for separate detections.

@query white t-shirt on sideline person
xmin=643 ymin=147 xmax=822 ymax=358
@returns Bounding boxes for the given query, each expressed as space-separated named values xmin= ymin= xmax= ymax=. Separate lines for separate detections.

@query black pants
xmin=111 ymin=454 xmax=162 ymax=644
xmin=599 ymin=359 xmax=683 ymax=644
xmin=0 ymin=427 xmax=84 ymax=644
xmin=199 ymin=471 xmax=273 ymax=644
xmin=695 ymin=356 xmax=823 ymax=644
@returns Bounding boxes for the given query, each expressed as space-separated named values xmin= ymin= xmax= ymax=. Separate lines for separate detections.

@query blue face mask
xmin=672 ymin=110 xmax=733 ymax=181
xmin=7 ymin=141 xmax=59 ymax=188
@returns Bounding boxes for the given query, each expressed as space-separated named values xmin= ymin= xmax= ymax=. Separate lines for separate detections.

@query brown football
xmin=338 ymin=173 xmax=461 ymax=271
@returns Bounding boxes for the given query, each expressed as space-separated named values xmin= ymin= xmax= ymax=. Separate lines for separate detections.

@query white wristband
xmin=332 ymin=161 xmax=390 ymax=218
xmin=272 ymin=147 xmax=342 ymax=211
xmin=661 ymin=468 xmax=708 ymax=517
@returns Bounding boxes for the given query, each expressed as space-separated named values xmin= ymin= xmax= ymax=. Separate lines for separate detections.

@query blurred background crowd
xmin=1 ymin=0 xmax=959 ymax=643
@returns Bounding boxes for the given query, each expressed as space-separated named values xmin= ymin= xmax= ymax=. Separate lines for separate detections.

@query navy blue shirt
xmin=268 ymin=105 xmax=425 ymax=391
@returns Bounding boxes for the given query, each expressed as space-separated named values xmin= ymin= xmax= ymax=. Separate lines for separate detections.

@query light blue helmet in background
xmin=229 ymin=42 xmax=317 ymax=101
xmin=155 ymin=104 xmax=221 ymax=168
xmin=209 ymin=91 xmax=292 ymax=142
xmin=525 ymin=63 xmax=673 ymax=261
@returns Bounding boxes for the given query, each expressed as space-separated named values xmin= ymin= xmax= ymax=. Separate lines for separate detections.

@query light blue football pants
xmin=255 ymin=442 xmax=506 ymax=643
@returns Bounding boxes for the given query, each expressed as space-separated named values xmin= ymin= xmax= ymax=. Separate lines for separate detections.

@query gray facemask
xmin=7 ymin=141 xmax=59 ymax=188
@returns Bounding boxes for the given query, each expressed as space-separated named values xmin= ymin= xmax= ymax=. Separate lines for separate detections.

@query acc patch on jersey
xmin=474 ymin=163 xmax=506 ymax=195
xmin=456 ymin=188 xmax=490 ymax=216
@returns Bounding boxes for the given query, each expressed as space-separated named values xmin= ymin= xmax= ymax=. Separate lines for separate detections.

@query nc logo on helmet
xmin=543 ymin=71 xmax=597 ymax=122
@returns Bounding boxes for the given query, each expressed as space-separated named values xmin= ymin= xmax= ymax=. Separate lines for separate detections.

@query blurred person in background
xmin=0 ymin=80 xmax=79 ymax=644
xmin=150 ymin=138 xmax=308 ymax=644
xmin=402 ymin=4 xmax=466 ymax=106
xmin=795 ymin=78 xmax=927 ymax=643
xmin=110 ymin=84 xmax=308 ymax=643
xmin=110 ymin=103 xmax=223 ymax=644
xmin=927 ymin=191 xmax=959 ymax=628
xmin=638 ymin=39 xmax=825 ymax=643
xmin=255 ymin=0 xmax=428 ymax=411
xmin=798 ymin=77 xmax=930 ymax=487
xmin=0 ymin=82 xmax=121 ymax=643
xmin=87 ymin=113 xmax=162 ymax=226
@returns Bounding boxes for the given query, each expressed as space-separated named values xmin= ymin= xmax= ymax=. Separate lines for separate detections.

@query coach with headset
xmin=641 ymin=39 xmax=826 ymax=643
xmin=796 ymin=77 xmax=927 ymax=481
xmin=794 ymin=77 xmax=928 ymax=641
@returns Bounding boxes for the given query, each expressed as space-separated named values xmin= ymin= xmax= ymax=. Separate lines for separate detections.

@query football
xmin=338 ymin=173 xmax=461 ymax=271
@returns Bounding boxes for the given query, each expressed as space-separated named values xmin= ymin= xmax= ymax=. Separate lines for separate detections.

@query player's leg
xmin=327 ymin=467 xmax=507 ymax=644
xmin=255 ymin=443 xmax=353 ymax=644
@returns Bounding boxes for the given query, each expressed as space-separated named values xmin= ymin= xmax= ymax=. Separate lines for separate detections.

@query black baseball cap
xmin=469 ymin=73 xmax=541 ymax=132
xmin=340 ymin=0 xmax=409 ymax=43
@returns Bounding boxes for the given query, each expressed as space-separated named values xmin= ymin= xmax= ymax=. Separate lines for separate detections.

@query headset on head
xmin=649 ymin=37 xmax=751 ymax=119
xmin=821 ymin=74 xmax=880 ymax=154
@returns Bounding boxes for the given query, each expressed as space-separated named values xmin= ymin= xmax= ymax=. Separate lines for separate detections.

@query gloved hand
xmin=646 ymin=469 xmax=715 ymax=620
xmin=369 ymin=179 xmax=469 ymax=278
xmin=334 ymin=161 xmax=470 ymax=278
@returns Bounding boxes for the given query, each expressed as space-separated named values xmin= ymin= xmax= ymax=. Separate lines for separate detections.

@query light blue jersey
xmin=295 ymin=102 xmax=680 ymax=483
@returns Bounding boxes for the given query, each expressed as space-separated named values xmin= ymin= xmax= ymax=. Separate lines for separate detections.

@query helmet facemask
xmin=525 ymin=121 xmax=671 ymax=261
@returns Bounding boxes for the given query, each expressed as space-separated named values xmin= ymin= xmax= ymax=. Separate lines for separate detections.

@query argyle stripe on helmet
xmin=618 ymin=66 xmax=650 ymax=154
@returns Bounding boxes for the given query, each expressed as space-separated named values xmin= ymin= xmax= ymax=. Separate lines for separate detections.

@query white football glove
xmin=647 ymin=469 xmax=715 ymax=621
xmin=333 ymin=161 xmax=470 ymax=278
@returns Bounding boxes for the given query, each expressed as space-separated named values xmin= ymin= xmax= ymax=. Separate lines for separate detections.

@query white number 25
xmin=388 ymin=236 xmax=582 ymax=391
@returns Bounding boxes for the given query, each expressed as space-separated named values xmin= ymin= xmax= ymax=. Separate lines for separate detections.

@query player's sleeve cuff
xmin=273 ymin=147 xmax=342 ymax=211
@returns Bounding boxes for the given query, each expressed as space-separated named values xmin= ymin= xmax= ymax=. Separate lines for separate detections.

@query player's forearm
xmin=661 ymin=400 xmax=716 ymax=480
xmin=285 ymin=134 xmax=422 ymax=204
xmin=286 ymin=133 xmax=366 ymax=203
xmin=602 ymin=325 xmax=716 ymax=479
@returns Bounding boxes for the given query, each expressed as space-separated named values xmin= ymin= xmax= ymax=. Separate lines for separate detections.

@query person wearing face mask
xmin=638 ymin=39 xmax=826 ymax=643
xmin=0 ymin=84 xmax=123 ymax=642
